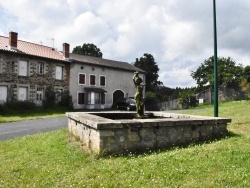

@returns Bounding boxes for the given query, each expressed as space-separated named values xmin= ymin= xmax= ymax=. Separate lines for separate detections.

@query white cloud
xmin=0 ymin=0 xmax=250 ymax=87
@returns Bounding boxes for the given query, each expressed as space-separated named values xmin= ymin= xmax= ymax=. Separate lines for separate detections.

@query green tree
xmin=178 ymin=87 xmax=198 ymax=109
xmin=240 ymin=66 xmax=250 ymax=99
xmin=243 ymin=65 xmax=250 ymax=83
xmin=191 ymin=56 xmax=244 ymax=91
xmin=133 ymin=53 xmax=162 ymax=92
xmin=72 ymin=43 xmax=103 ymax=58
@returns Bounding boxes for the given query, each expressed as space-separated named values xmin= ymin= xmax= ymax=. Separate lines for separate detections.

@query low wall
xmin=66 ymin=112 xmax=231 ymax=155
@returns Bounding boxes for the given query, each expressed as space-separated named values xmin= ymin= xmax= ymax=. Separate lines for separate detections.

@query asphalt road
xmin=0 ymin=116 xmax=68 ymax=141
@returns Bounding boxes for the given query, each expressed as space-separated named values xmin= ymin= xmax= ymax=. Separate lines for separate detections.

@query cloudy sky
xmin=0 ymin=0 xmax=250 ymax=88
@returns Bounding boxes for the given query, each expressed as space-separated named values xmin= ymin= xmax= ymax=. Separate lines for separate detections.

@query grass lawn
xmin=0 ymin=110 xmax=66 ymax=123
xmin=0 ymin=101 xmax=250 ymax=187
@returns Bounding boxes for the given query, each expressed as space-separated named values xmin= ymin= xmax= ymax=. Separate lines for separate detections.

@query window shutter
xmin=79 ymin=74 xmax=85 ymax=84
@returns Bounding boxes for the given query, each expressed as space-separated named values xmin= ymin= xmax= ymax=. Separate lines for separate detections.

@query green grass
xmin=0 ymin=101 xmax=250 ymax=187
xmin=0 ymin=109 xmax=66 ymax=123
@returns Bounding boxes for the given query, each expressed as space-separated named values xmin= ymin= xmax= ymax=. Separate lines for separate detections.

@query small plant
xmin=43 ymin=86 xmax=56 ymax=109
xmin=58 ymin=90 xmax=74 ymax=110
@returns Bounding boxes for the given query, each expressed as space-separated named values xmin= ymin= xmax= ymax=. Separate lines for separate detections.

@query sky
xmin=0 ymin=0 xmax=250 ymax=88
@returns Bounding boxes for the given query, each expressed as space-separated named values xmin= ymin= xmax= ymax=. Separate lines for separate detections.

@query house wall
xmin=70 ymin=62 xmax=145 ymax=109
xmin=0 ymin=52 xmax=69 ymax=104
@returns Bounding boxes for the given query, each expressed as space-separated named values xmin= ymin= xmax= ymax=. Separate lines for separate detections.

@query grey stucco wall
xmin=70 ymin=62 xmax=145 ymax=109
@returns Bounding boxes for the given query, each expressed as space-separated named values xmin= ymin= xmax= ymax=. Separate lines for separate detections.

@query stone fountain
xmin=66 ymin=73 xmax=231 ymax=155
xmin=66 ymin=111 xmax=231 ymax=155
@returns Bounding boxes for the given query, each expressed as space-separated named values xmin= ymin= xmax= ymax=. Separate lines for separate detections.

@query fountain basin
xmin=66 ymin=111 xmax=231 ymax=155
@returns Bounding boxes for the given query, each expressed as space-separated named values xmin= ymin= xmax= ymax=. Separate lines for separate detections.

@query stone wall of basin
xmin=66 ymin=112 xmax=231 ymax=155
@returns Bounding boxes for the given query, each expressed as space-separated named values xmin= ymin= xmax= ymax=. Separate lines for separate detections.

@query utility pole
xmin=213 ymin=0 xmax=218 ymax=117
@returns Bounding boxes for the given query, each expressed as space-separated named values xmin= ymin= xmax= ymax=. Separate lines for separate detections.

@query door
xmin=113 ymin=90 xmax=124 ymax=106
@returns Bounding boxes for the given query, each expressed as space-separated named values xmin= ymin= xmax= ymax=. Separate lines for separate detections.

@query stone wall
xmin=157 ymin=99 xmax=182 ymax=111
xmin=0 ymin=52 xmax=69 ymax=103
xmin=67 ymin=112 xmax=231 ymax=155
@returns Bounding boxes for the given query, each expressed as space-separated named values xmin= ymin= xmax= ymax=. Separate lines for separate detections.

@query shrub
xmin=58 ymin=90 xmax=74 ymax=110
xmin=43 ymin=86 xmax=56 ymax=109
xmin=0 ymin=100 xmax=37 ymax=114
xmin=240 ymin=79 xmax=250 ymax=99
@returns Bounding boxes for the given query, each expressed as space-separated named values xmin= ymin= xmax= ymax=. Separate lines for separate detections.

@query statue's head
xmin=134 ymin=71 xmax=139 ymax=75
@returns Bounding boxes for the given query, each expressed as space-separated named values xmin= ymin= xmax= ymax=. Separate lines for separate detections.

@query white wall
xmin=69 ymin=63 xmax=145 ymax=109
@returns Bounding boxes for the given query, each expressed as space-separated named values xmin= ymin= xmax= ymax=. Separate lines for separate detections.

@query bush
xmin=145 ymin=92 xmax=160 ymax=111
xmin=240 ymin=79 xmax=250 ymax=99
xmin=0 ymin=100 xmax=37 ymax=115
xmin=58 ymin=90 xmax=74 ymax=110
xmin=43 ymin=86 xmax=56 ymax=109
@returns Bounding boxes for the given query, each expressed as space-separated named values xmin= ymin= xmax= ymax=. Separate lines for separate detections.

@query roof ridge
xmin=0 ymin=35 xmax=55 ymax=49
xmin=70 ymin=53 xmax=130 ymax=64
xmin=18 ymin=38 xmax=56 ymax=49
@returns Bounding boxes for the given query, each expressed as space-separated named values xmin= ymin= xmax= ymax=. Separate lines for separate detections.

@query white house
xmin=68 ymin=53 xmax=146 ymax=109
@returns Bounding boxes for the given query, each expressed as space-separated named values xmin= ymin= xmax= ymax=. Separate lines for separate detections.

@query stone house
xmin=0 ymin=32 xmax=70 ymax=105
xmin=0 ymin=31 xmax=145 ymax=109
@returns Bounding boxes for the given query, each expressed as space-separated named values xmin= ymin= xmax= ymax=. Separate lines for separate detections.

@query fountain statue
xmin=133 ymin=71 xmax=145 ymax=118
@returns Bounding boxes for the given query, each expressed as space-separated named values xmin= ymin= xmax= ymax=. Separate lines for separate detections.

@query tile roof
xmin=0 ymin=35 xmax=145 ymax=73
xmin=0 ymin=36 xmax=64 ymax=60
xmin=70 ymin=53 xmax=145 ymax=73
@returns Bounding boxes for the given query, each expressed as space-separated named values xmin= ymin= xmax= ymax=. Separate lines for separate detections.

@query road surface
xmin=0 ymin=116 xmax=68 ymax=141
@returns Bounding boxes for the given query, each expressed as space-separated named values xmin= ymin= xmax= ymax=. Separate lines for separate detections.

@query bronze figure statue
xmin=133 ymin=71 xmax=145 ymax=118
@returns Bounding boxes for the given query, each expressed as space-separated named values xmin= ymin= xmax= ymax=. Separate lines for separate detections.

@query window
xmin=55 ymin=66 xmax=63 ymax=80
xmin=100 ymin=76 xmax=106 ymax=86
xmin=78 ymin=73 xmax=86 ymax=85
xmin=101 ymin=93 xmax=105 ymax=104
xmin=78 ymin=92 xmax=85 ymax=104
xmin=0 ymin=57 xmax=3 ymax=74
xmin=18 ymin=87 xmax=27 ymax=101
xmin=86 ymin=92 xmax=105 ymax=105
xmin=37 ymin=62 xmax=44 ymax=74
xmin=0 ymin=86 xmax=7 ymax=103
xmin=90 ymin=75 xmax=96 ymax=85
xmin=95 ymin=93 xmax=101 ymax=104
xmin=87 ymin=92 xmax=91 ymax=104
xmin=18 ymin=60 xmax=28 ymax=76
xmin=36 ymin=88 xmax=44 ymax=104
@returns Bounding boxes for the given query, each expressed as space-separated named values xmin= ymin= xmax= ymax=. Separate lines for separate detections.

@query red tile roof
xmin=0 ymin=35 xmax=145 ymax=73
xmin=0 ymin=36 xmax=64 ymax=60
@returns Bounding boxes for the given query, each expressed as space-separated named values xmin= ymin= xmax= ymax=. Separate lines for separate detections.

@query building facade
xmin=0 ymin=32 xmax=70 ymax=105
xmin=69 ymin=53 xmax=145 ymax=109
xmin=0 ymin=31 xmax=145 ymax=109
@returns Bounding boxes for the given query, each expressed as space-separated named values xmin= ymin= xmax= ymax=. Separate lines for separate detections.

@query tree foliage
xmin=240 ymin=66 xmax=250 ymax=99
xmin=191 ymin=56 xmax=244 ymax=90
xmin=133 ymin=53 xmax=162 ymax=92
xmin=178 ymin=88 xmax=198 ymax=109
xmin=240 ymin=79 xmax=250 ymax=99
xmin=72 ymin=43 xmax=103 ymax=58
xmin=243 ymin=65 xmax=250 ymax=83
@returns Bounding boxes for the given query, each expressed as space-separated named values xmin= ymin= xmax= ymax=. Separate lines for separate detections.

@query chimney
xmin=63 ymin=43 xmax=70 ymax=59
xmin=9 ymin=32 xmax=18 ymax=50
